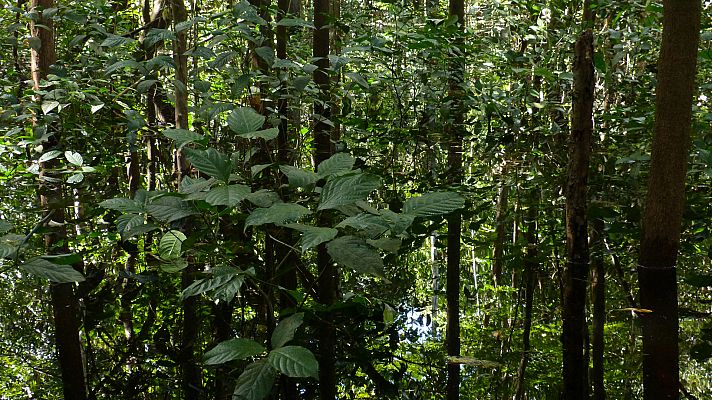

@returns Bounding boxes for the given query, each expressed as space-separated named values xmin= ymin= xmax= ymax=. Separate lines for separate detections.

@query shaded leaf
xmin=318 ymin=173 xmax=381 ymax=210
xmin=403 ymin=192 xmax=465 ymax=218
xmin=228 ymin=107 xmax=265 ymax=135
xmin=185 ymin=148 xmax=231 ymax=182
xmin=233 ymin=360 xmax=277 ymax=400
xmin=163 ymin=128 xmax=204 ymax=147
xmin=238 ymin=128 xmax=279 ymax=140
xmin=326 ymin=236 xmax=384 ymax=277
xmin=267 ymin=346 xmax=318 ymax=378
xmin=317 ymin=153 xmax=355 ymax=177
xmin=21 ymin=258 xmax=85 ymax=283
xmin=204 ymin=338 xmax=266 ymax=365
xmin=99 ymin=198 xmax=144 ymax=214
xmin=205 ymin=184 xmax=251 ymax=207
xmin=284 ymin=224 xmax=338 ymax=252
xmin=271 ymin=313 xmax=304 ymax=349
xmin=147 ymin=196 xmax=198 ymax=223
xmin=245 ymin=203 xmax=310 ymax=228
xmin=159 ymin=230 xmax=186 ymax=259
xmin=280 ymin=165 xmax=319 ymax=188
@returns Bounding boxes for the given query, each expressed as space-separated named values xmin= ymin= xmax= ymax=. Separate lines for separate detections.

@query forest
xmin=0 ymin=0 xmax=711 ymax=398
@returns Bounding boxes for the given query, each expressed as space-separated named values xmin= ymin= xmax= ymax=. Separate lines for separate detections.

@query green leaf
xmin=238 ymin=128 xmax=279 ymax=140
xmin=367 ymin=237 xmax=401 ymax=254
xmin=64 ymin=151 xmax=83 ymax=166
xmin=326 ymin=236 xmax=384 ymax=277
xmin=245 ymin=203 xmax=310 ymax=228
xmin=255 ymin=46 xmax=275 ymax=66
xmin=185 ymin=148 xmax=232 ymax=182
xmin=181 ymin=271 xmax=243 ymax=300
xmin=403 ymin=192 xmax=465 ymax=218
xmin=136 ymin=79 xmax=158 ymax=93
xmin=147 ymin=196 xmax=198 ymax=223
xmin=317 ymin=153 xmax=355 ymax=177
xmin=100 ymin=34 xmax=134 ymax=47
xmin=279 ymin=165 xmax=319 ymax=188
xmin=276 ymin=18 xmax=314 ymax=28
xmin=116 ymin=214 xmax=144 ymax=239
xmin=228 ymin=107 xmax=265 ymax=135
xmin=38 ymin=150 xmax=62 ymax=163
xmin=204 ymin=338 xmax=266 ymax=365
xmin=160 ymin=259 xmax=188 ymax=273
xmin=245 ymin=190 xmax=281 ymax=208
xmin=0 ymin=220 xmax=12 ymax=234
xmin=179 ymin=176 xmax=216 ymax=194
xmin=345 ymin=72 xmax=369 ymax=89
xmin=41 ymin=100 xmax=60 ymax=114
xmin=267 ymin=346 xmax=319 ymax=378
xmin=233 ymin=360 xmax=277 ymax=400
xmin=99 ymin=198 xmax=144 ymax=213
xmin=318 ymin=173 xmax=381 ymax=210
xmin=143 ymin=28 xmax=175 ymax=48
xmin=379 ymin=209 xmax=415 ymax=234
xmin=21 ymin=258 xmax=85 ymax=283
xmin=204 ymin=184 xmax=251 ymax=207
xmin=163 ymin=128 xmax=204 ymax=147
xmin=337 ymin=213 xmax=389 ymax=238
xmin=159 ymin=230 xmax=187 ymax=259
xmin=123 ymin=222 xmax=159 ymax=240
xmin=271 ymin=313 xmax=304 ymax=349
xmin=105 ymin=60 xmax=140 ymax=74
xmin=284 ymin=224 xmax=338 ymax=252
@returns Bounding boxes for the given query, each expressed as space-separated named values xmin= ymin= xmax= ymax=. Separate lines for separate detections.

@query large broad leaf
xmin=115 ymin=214 xmax=157 ymax=240
xmin=184 ymin=148 xmax=232 ymax=182
xmin=284 ymin=224 xmax=338 ymax=252
xmin=317 ymin=153 xmax=355 ymax=177
xmin=213 ymin=276 xmax=245 ymax=302
xmin=271 ymin=313 xmax=304 ymax=349
xmin=147 ymin=196 xmax=198 ymax=223
xmin=233 ymin=360 xmax=277 ymax=400
xmin=367 ymin=237 xmax=402 ymax=254
xmin=158 ymin=230 xmax=187 ymax=259
xmin=99 ymin=198 xmax=144 ymax=214
xmin=228 ymin=107 xmax=265 ymax=135
xmin=245 ymin=203 xmax=310 ymax=229
xmin=267 ymin=346 xmax=319 ymax=378
xmin=205 ymin=184 xmax=251 ymax=207
xmin=0 ymin=234 xmax=23 ymax=258
xmin=403 ymin=192 xmax=465 ymax=218
xmin=245 ymin=190 xmax=282 ymax=208
xmin=326 ymin=236 xmax=384 ymax=277
xmin=379 ymin=209 xmax=415 ymax=235
xmin=179 ymin=176 xmax=217 ymax=194
xmin=181 ymin=268 xmax=243 ymax=300
xmin=238 ymin=128 xmax=279 ymax=140
xmin=336 ymin=213 xmax=389 ymax=238
xmin=280 ymin=165 xmax=319 ymax=188
xmin=203 ymin=338 xmax=265 ymax=365
xmin=163 ymin=128 xmax=204 ymax=147
xmin=0 ymin=221 xmax=13 ymax=234
xmin=318 ymin=173 xmax=381 ymax=210
xmin=21 ymin=258 xmax=85 ymax=283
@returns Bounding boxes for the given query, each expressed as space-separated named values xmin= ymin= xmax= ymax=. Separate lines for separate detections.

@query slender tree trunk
xmin=591 ymin=218 xmax=606 ymax=400
xmin=492 ymin=172 xmax=509 ymax=287
xmin=562 ymin=2 xmax=594 ymax=397
xmin=170 ymin=1 xmax=201 ymax=398
xmin=514 ymin=201 xmax=537 ymax=400
xmin=32 ymin=0 xmax=87 ymax=398
xmin=313 ymin=0 xmax=336 ymax=398
xmin=445 ymin=0 xmax=464 ymax=398
xmin=637 ymin=1 xmax=701 ymax=399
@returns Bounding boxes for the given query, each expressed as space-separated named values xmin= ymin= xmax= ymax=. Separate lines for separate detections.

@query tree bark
xmin=562 ymin=2 xmax=594 ymax=397
xmin=32 ymin=0 xmax=87 ymax=398
xmin=591 ymin=218 xmax=606 ymax=400
xmin=445 ymin=0 xmax=464 ymax=398
xmin=313 ymin=0 xmax=336 ymax=398
xmin=514 ymin=202 xmax=537 ymax=400
xmin=637 ymin=1 xmax=700 ymax=399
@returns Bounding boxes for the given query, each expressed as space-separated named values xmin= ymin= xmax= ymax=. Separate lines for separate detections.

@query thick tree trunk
xmin=591 ymin=218 xmax=606 ymax=400
xmin=637 ymin=1 xmax=700 ymax=399
xmin=32 ymin=1 xmax=87 ymax=399
xmin=445 ymin=0 xmax=464 ymax=398
xmin=562 ymin=3 xmax=594 ymax=397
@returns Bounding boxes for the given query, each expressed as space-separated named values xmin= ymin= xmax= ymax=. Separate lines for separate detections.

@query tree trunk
xmin=445 ymin=0 xmax=464 ymax=398
xmin=171 ymin=1 xmax=201 ymax=398
xmin=313 ymin=0 xmax=336 ymax=398
xmin=637 ymin=1 xmax=700 ymax=399
xmin=591 ymin=218 xmax=606 ymax=400
xmin=514 ymin=201 xmax=537 ymax=400
xmin=32 ymin=0 xmax=87 ymax=398
xmin=562 ymin=2 xmax=594 ymax=397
